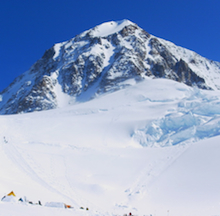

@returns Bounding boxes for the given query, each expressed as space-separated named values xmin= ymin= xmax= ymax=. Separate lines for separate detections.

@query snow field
xmin=1 ymin=79 xmax=220 ymax=215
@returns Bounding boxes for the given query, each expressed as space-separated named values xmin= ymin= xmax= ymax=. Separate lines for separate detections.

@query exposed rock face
xmin=148 ymin=38 xmax=210 ymax=89
xmin=0 ymin=19 xmax=219 ymax=114
xmin=174 ymin=59 xmax=208 ymax=89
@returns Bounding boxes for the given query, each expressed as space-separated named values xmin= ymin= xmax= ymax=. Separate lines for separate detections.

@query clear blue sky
xmin=1 ymin=0 xmax=220 ymax=91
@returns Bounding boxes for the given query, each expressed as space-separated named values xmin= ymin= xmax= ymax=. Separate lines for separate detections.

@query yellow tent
xmin=7 ymin=191 xmax=16 ymax=197
xmin=1 ymin=191 xmax=16 ymax=202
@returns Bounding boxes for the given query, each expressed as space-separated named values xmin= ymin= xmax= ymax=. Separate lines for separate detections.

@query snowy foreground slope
xmin=1 ymin=79 xmax=220 ymax=216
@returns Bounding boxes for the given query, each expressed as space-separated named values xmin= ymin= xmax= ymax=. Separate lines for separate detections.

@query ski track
xmin=120 ymin=144 xmax=189 ymax=208
xmin=2 ymin=141 xmax=80 ymax=206
xmin=5 ymin=141 xmax=107 ymax=214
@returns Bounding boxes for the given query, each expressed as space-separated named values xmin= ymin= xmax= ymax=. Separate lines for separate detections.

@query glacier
xmin=132 ymin=85 xmax=220 ymax=147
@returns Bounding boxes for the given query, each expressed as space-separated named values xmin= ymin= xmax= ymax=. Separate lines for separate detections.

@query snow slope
xmin=1 ymin=79 xmax=220 ymax=215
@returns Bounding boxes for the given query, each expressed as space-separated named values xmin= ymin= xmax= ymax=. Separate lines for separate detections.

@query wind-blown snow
xmin=1 ymin=79 xmax=220 ymax=216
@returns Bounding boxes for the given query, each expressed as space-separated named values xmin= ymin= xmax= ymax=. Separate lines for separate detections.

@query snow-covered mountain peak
xmin=90 ymin=19 xmax=136 ymax=37
xmin=1 ymin=20 xmax=220 ymax=114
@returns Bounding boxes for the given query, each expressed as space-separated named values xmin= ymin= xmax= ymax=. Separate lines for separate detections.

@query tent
xmin=1 ymin=191 xmax=17 ymax=202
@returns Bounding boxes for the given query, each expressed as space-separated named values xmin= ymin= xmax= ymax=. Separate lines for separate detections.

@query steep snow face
xmin=1 ymin=79 xmax=220 ymax=216
xmin=0 ymin=19 xmax=220 ymax=114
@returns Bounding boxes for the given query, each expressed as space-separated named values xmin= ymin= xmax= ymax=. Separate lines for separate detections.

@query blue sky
xmin=0 ymin=0 xmax=220 ymax=91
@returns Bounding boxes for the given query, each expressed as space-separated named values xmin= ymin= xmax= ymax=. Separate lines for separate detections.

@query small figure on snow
xmin=3 ymin=136 xmax=8 ymax=144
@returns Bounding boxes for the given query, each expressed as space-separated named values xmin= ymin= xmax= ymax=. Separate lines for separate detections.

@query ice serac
xmin=0 ymin=19 xmax=220 ymax=114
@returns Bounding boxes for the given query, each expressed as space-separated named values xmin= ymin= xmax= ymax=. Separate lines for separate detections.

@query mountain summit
xmin=1 ymin=19 xmax=220 ymax=114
